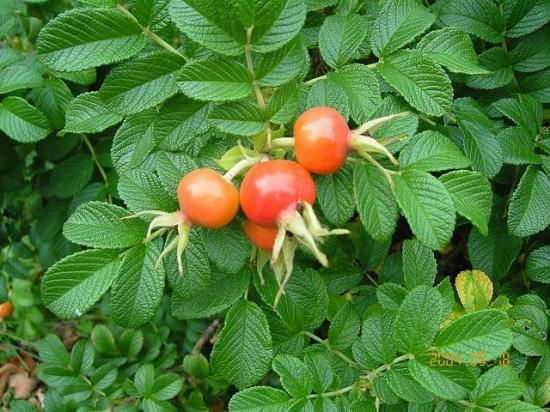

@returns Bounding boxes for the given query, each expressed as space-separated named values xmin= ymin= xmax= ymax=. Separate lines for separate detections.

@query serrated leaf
xmin=394 ymin=286 xmax=446 ymax=353
xmin=99 ymin=51 xmax=185 ymax=115
xmin=304 ymin=352 xmax=333 ymax=394
xmin=455 ymin=270 xmax=493 ymax=312
xmin=129 ymin=0 xmax=170 ymax=32
xmin=209 ymin=100 xmax=266 ymax=136
xmin=498 ymin=127 xmax=541 ymax=165
xmin=493 ymin=94 xmax=543 ymax=137
xmin=508 ymin=166 xmax=550 ymax=236
xmin=402 ymin=239 xmax=436 ymax=289
xmin=229 ymin=387 xmax=291 ymax=412
xmin=454 ymin=98 xmax=503 ymax=178
xmin=177 ymin=58 xmax=253 ymax=101
xmin=156 ymin=151 xmax=197 ymax=195
xmin=203 ymin=222 xmax=250 ymax=274
xmin=353 ymin=163 xmax=398 ymax=241
xmin=519 ymin=68 xmax=550 ymax=103
xmin=328 ymin=64 xmax=381 ymax=124
xmin=256 ymin=37 xmax=308 ymax=87
xmin=41 ymin=250 xmax=120 ymax=319
xmin=211 ymin=300 xmax=273 ymax=389
xmin=328 ymin=302 xmax=360 ymax=350
xmin=0 ymin=64 xmax=43 ymax=93
xmin=504 ymin=0 xmax=550 ymax=38
xmin=472 ymin=366 xmax=525 ymax=406
xmin=371 ymin=0 xmax=435 ymax=57
xmin=306 ymin=78 xmax=349 ymax=120
xmin=393 ymin=169 xmax=456 ymax=250
xmin=172 ymin=269 xmax=250 ymax=319
xmin=377 ymin=51 xmax=453 ymax=117
xmin=438 ymin=0 xmax=503 ymax=43
xmin=38 ymin=334 xmax=70 ymax=367
xmin=0 ymin=48 xmax=23 ymax=68
xmin=32 ymin=78 xmax=74 ymax=130
xmin=118 ymin=169 xmax=177 ymax=213
xmin=408 ymin=359 xmax=476 ymax=401
xmin=435 ymin=309 xmax=513 ymax=361
xmin=37 ymin=8 xmax=147 ymax=71
xmin=64 ymin=92 xmax=123 ymax=134
xmin=0 ymin=96 xmax=51 ymax=143
xmin=400 ymin=130 xmax=471 ymax=172
xmin=464 ymin=47 xmax=514 ymax=90
xmin=527 ymin=246 xmax=550 ymax=283
xmin=510 ymin=27 xmax=550 ymax=73
xmin=272 ymin=355 xmax=313 ymax=398
xmin=319 ymin=13 xmax=367 ymax=68
xmin=63 ymin=201 xmax=146 ymax=249
xmin=439 ymin=170 xmax=492 ymax=235
xmin=385 ymin=365 xmax=435 ymax=403
xmin=50 ymin=154 xmax=94 ymax=198
xmin=467 ymin=219 xmax=522 ymax=280
xmin=316 ymin=166 xmax=355 ymax=226
xmin=110 ymin=242 xmax=165 ymax=328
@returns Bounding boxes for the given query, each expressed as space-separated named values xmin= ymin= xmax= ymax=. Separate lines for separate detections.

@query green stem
xmin=457 ymin=400 xmax=494 ymax=412
xmin=117 ymin=5 xmax=185 ymax=59
xmin=245 ymin=27 xmax=266 ymax=109
xmin=361 ymin=151 xmax=396 ymax=189
xmin=306 ymin=384 xmax=356 ymax=399
xmin=302 ymin=75 xmax=327 ymax=86
xmin=82 ymin=136 xmax=112 ymax=204
xmin=223 ymin=155 xmax=267 ymax=182
xmin=364 ymin=353 xmax=414 ymax=382
xmin=270 ymin=137 xmax=295 ymax=149
xmin=302 ymin=331 xmax=360 ymax=369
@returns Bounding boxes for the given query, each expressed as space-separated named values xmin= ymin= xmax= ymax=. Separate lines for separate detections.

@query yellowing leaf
xmin=455 ymin=270 xmax=493 ymax=312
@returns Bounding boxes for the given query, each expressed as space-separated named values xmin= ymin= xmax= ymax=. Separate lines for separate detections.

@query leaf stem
xmin=306 ymin=384 xmax=357 ymax=399
xmin=360 ymin=151 xmax=396 ymax=189
xmin=302 ymin=75 xmax=327 ymax=86
xmin=364 ymin=353 xmax=414 ymax=382
xmin=457 ymin=400 xmax=494 ymax=412
xmin=82 ymin=135 xmax=112 ymax=203
xmin=352 ymin=112 xmax=409 ymax=136
xmin=223 ymin=155 xmax=267 ymax=182
xmin=245 ymin=27 xmax=266 ymax=109
xmin=302 ymin=331 xmax=360 ymax=369
xmin=117 ymin=4 xmax=185 ymax=59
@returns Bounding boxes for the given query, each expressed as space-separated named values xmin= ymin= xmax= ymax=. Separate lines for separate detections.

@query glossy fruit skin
xmin=240 ymin=160 xmax=316 ymax=227
xmin=294 ymin=106 xmax=350 ymax=175
xmin=244 ymin=220 xmax=278 ymax=251
xmin=177 ymin=168 xmax=239 ymax=228
xmin=0 ymin=301 xmax=13 ymax=319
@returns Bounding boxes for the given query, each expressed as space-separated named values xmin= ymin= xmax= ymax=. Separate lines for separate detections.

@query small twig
xmin=306 ymin=384 xmax=357 ymax=399
xmin=302 ymin=75 xmax=327 ymax=86
xmin=302 ymin=331 xmax=360 ymax=369
xmin=192 ymin=320 xmax=221 ymax=354
xmin=244 ymin=27 xmax=266 ymax=109
xmin=82 ymin=135 xmax=112 ymax=203
xmin=364 ymin=353 xmax=414 ymax=382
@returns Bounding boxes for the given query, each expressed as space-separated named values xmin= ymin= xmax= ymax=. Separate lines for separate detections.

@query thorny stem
xmin=192 ymin=319 xmax=221 ymax=354
xmin=223 ymin=155 xmax=267 ymax=182
xmin=82 ymin=136 xmax=112 ymax=203
xmin=306 ymin=384 xmax=357 ymax=399
xmin=117 ymin=5 xmax=185 ymax=59
xmin=302 ymin=331 xmax=360 ymax=369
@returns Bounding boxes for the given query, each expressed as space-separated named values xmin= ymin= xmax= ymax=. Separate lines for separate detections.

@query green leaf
xmin=50 ymin=154 xmax=94 ymax=198
xmin=371 ymin=0 xmax=435 ymax=57
xmin=316 ymin=166 xmax=355 ymax=226
xmin=63 ymin=92 xmax=123 ymax=134
xmin=438 ymin=0 xmax=503 ymax=43
xmin=493 ymin=94 xmax=543 ymax=137
xmin=229 ymin=387 xmax=291 ymax=412
xmin=0 ymin=64 xmax=43 ymax=93
xmin=319 ymin=14 xmax=368 ymax=68
xmin=177 ymin=58 xmax=253 ymax=101
xmin=156 ymin=151 xmax=197 ymax=195
xmin=435 ymin=309 xmax=513 ymax=361
xmin=135 ymin=364 xmax=155 ymax=395
xmin=402 ymin=239 xmax=436 ymax=289
xmin=32 ymin=78 xmax=74 ymax=130
xmin=508 ymin=166 xmax=550 ymax=236
xmin=385 ymin=364 xmax=435 ymax=403
xmin=454 ymin=98 xmax=503 ymax=178
xmin=510 ymin=27 xmax=550 ymax=73
xmin=129 ymin=0 xmax=170 ymax=32
xmin=211 ymin=300 xmax=273 ymax=389
xmin=118 ymin=170 xmax=178 ymax=213
xmin=0 ymin=96 xmax=51 ymax=143
xmin=353 ymin=163 xmax=398 ymax=241
xmin=256 ymin=38 xmax=308 ymax=87
xmin=110 ymin=242 xmax=165 ymax=328
xmin=41 ymin=250 xmax=120 ymax=319
xmin=151 ymin=373 xmax=183 ymax=400
xmin=272 ymin=355 xmax=313 ymax=398
xmin=504 ymin=0 xmax=550 ymax=38
xmin=527 ymin=246 xmax=550 ymax=283
xmin=91 ymin=364 xmax=118 ymax=390
xmin=306 ymin=78 xmax=349 ymax=120
xmin=0 ymin=48 xmax=23 ymax=68
xmin=209 ymin=100 xmax=266 ymax=136
xmin=416 ymin=27 xmax=487 ymax=74
xmin=63 ymin=201 xmax=146 ymax=249
xmin=304 ymin=352 xmax=333 ymax=394
xmin=38 ymin=334 xmax=70 ymax=366
xmin=328 ymin=64 xmax=382 ymax=124
xmin=408 ymin=359 xmax=476 ymax=401
xmin=99 ymin=51 xmax=185 ymax=115
xmin=203 ymin=223 xmax=250 ymax=274
xmin=471 ymin=366 xmax=525 ymax=406
xmin=498 ymin=127 xmax=541 ymax=165
xmin=377 ymin=51 xmax=453 ymax=117
xmin=70 ymin=341 xmax=94 ymax=375
xmin=172 ymin=269 xmax=250 ymax=319
xmin=393 ymin=169 xmax=456 ymax=250
xmin=439 ymin=170 xmax=492 ymax=235
xmin=464 ymin=47 xmax=514 ymax=90
xmin=37 ymin=8 xmax=146 ymax=71
xmin=400 ymin=130 xmax=471 ymax=172
xmin=519 ymin=68 xmax=550 ymax=103
xmin=328 ymin=302 xmax=361 ymax=350
xmin=495 ymin=400 xmax=545 ymax=412
xmin=394 ymin=286 xmax=446 ymax=353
